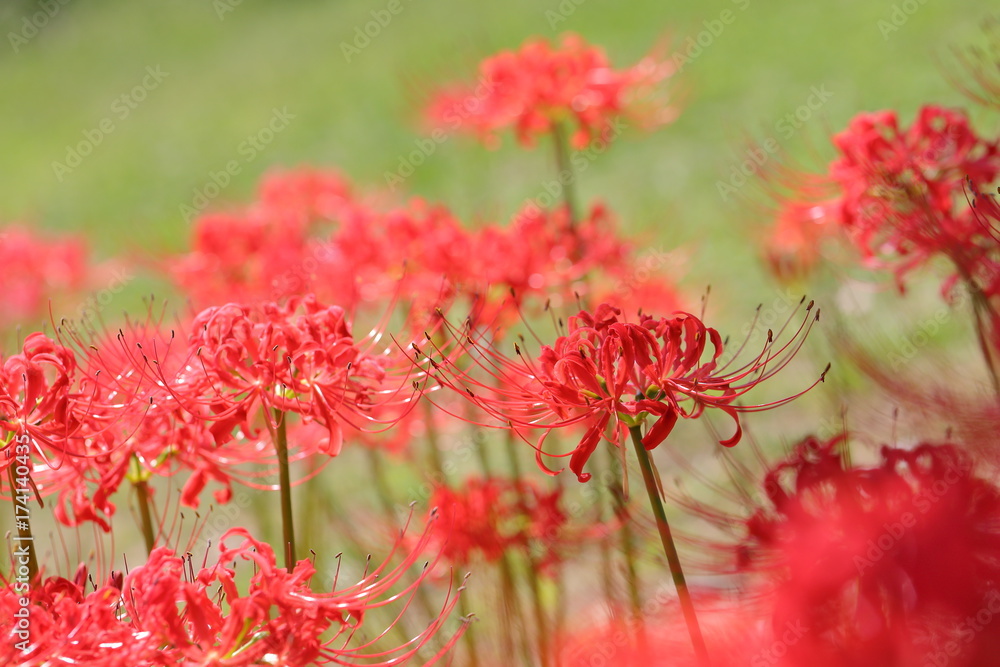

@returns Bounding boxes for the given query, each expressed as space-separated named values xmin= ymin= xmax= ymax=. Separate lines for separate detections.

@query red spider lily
xmin=170 ymin=168 xmax=662 ymax=334
xmin=30 ymin=294 xmax=412 ymax=524
xmin=832 ymin=106 xmax=998 ymax=282
xmin=171 ymin=168 xmax=367 ymax=309
xmin=767 ymin=106 xmax=1000 ymax=293
xmin=424 ymin=32 xmax=677 ymax=150
xmin=0 ymin=224 xmax=88 ymax=328
xmin=332 ymin=198 xmax=474 ymax=316
xmin=257 ymin=166 xmax=357 ymax=224
xmin=414 ymin=302 xmax=825 ymax=482
xmin=731 ymin=435 xmax=1000 ymax=666
xmin=765 ymin=193 xmax=841 ymax=283
xmin=427 ymin=476 xmax=569 ymax=569
xmin=1 ymin=522 xmax=467 ymax=666
xmin=19 ymin=316 xmax=232 ymax=530
xmin=171 ymin=295 xmax=395 ymax=449
xmin=172 ymin=181 xmax=473 ymax=317
xmin=0 ymin=333 xmax=92 ymax=471
xmin=471 ymin=202 xmax=634 ymax=322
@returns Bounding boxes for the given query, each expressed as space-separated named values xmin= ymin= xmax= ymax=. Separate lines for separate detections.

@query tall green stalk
xmin=627 ymin=425 xmax=708 ymax=663
xmin=502 ymin=432 xmax=551 ymax=667
xmin=273 ymin=409 xmax=296 ymax=569
xmin=135 ymin=478 xmax=157 ymax=555
xmin=966 ymin=279 xmax=1000 ymax=398
xmin=551 ymin=121 xmax=579 ymax=228
xmin=606 ymin=446 xmax=643 ymax=622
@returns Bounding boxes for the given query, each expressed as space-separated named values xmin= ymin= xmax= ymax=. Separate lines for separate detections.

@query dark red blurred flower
xmin=738 ymin=435 xmax=1000 ymax=666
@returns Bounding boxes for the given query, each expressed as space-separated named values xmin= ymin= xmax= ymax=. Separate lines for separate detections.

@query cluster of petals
xmin=0 ymin=327 xmax=167 ymax=530
xmin=177 ymin=295 xmax=390 ymax=451
xmin=417 ymin=302 xmax=823 ymax=482
xmin=1 ymin=526 xmax=465 ymax=666
xmin=736 ymin=435 xmax=1000 ymax=665
xmin=424 ymin=33 xmax=677 ymax=149
xmin=768 ymin=106 xmax=1000 ymax=294
xmin=427 ymin=476 xmax=569 ymax=568
xmin=170 ymin=168 xmax=671 ymax=331
xmin=0 ymin=333 xmax=83 ymax=456
xmin=0 ymin=224 xmax=87 ymax=328
xmin=2 ymin=292 xmax=402 ymax=531
xmin=171 ymin=168 xmax=364 ymax=310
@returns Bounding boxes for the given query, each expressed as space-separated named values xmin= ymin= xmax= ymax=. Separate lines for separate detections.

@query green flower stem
xmin=628 ymin=425 xmax=708 ymax=664
xmin=273 ymin=409 xmax=296 ymax=569
xmin=502 ymin=432 xmax=551 ymax=667
xmin=424 ymin=400 xmax=449 ymax=486
xmin=551 ymin=121 xmax=580 ymax=228
xmin=459 ymin=581 xmax=481 ymax=667
xmin=606 ymin=445 xmax=643 ymax=625
xmin=135 ymin=478 xmax=156 ymax=555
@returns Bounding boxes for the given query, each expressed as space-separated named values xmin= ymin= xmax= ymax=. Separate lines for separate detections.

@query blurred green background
xmin=1 ymin=0 xmax=991 ymax=330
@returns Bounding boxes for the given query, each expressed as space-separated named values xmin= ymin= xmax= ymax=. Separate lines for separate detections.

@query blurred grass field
xmin=1 ymin=0 xmax=990 ymax=332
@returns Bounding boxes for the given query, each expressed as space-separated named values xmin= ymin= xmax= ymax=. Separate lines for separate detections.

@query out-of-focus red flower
xmin=425 ymin=33 xmax=677 ymax=149
xmin=257 ymin=166 xmax=356 ymax=224
xmin=553 ymin=595 xmax=778 ymax=667
xmin=471 ymin=202 xmax=635 ymax=323
xmin=0 ymin=225 xmax=87 ymax=328
xmin=832 ymin=107 xmax=998 ymax=287
xmin=766 ymin=106 xmax=1000 ymax=293
xmin=765 ymin=193 xmax=841 ymax=283
xmin=428 ymin=476 xmax=569 ymax=569
xmin=417 ymin=302 xmax=824 ymax=482
xmin=170 ymin=168 xmax=367 ymax=309
xmin=736 ymin=435 xmax=1000 ymax=666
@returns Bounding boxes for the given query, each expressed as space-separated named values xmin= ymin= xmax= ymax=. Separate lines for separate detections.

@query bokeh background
xmin=2 ymin=0 xmax=991 ymax=325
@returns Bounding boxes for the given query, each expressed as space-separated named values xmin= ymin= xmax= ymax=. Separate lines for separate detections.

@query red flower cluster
xmin=171 ymin=169 xmax=675 ymax=330
xmin=768 ymin=106 xmax=1000 ymax=294
xmin=0 ymin=526 xmax=465 ymax=666
xmin=1 ymin=292 xmax=403 ymax=533
xmin=738 ymin=435 xmax=1000 ymax=666
xmin=171 ymin=168 xmax=363 ymax=310
xmin=0 ymin=225 xmax=87 ymax=328
xmin=180 ymin=295 xmax=390 ymax=450
xmin=424 ymin=33 xmax=676 ymax=149
xmin=428 ymin=476 xmax=569 ymax=568
xmin=419 ymin=303 xmax=824 ymax=482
